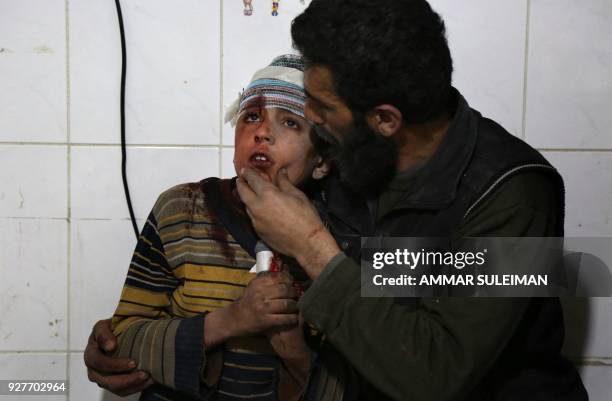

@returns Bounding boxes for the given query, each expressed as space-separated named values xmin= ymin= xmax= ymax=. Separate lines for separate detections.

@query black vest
xmin=314 ymin=94 xmax=587 ymax=400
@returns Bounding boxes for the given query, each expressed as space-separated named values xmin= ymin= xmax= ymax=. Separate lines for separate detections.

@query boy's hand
xmin=267 ymin=316 xmax=311 ymax=380
xmin=227 ymin=271 xmax=299 ymax=337
xmin=84 ymin=319 xmax=154 ymax=396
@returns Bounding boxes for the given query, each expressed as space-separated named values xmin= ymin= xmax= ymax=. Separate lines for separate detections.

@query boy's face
xmin=233 ymin=106 xmax=323 ymax=185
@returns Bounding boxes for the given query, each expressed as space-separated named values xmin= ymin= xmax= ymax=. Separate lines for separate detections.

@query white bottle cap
xmin=252 ymin=241 xmax=273 ymax=274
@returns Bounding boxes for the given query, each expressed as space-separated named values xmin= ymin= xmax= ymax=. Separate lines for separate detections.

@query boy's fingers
xmin=265 ymin=283 xmax=298 ymax=300
xmin=271 ymin=313 xmax=300 ymax=327
xmin=264 ymin=299 xmax=299 ymax=314
xmin=251 ymin=271 xmax=293 ymax=286
xmin=92 ymin=319 xmax=116 ymax=352
xmin=268 ymin=271 xmax=294 ymax=284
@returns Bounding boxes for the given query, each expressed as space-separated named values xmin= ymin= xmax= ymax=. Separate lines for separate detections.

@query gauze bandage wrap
xmin=224 ymin=54 xmax=306 ymax=126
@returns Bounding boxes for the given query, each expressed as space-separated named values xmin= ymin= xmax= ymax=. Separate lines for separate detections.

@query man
xmin=86 ymin=0 xmax=587 ymax=399
xmin=236 ymin=1 xmax=587 ymax=400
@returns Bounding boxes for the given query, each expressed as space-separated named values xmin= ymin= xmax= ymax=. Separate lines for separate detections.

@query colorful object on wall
xmin=242 ymin=0 xmax=303 ymax=17
xmin=243 ymin=0 xmax=253 ymax=16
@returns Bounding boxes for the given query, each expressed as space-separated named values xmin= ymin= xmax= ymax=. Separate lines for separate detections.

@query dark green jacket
xmin=299 ymin=91 xmax=587 ymax=401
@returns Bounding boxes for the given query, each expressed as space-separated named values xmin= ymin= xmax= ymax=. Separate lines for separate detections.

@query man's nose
xmin=305 ymin=100 xmax=324 ymax=125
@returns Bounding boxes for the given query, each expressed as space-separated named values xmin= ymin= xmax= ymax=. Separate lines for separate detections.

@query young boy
xmin=110 ymin=55 xmax=332 ymax=401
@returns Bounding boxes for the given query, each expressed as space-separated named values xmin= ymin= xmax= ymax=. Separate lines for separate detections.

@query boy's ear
xmin=312 ymin=156 xmax=331 ymax=180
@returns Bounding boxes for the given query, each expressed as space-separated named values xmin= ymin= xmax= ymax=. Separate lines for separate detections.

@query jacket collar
xmin=387 ymin=89 xmax=478 ymax=210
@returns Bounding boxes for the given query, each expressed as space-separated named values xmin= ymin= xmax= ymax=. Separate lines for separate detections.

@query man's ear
xmin=312 ymin=156 xmax=331 ymax=180
xmin=366 ymin=105 xmax=403 ymax=138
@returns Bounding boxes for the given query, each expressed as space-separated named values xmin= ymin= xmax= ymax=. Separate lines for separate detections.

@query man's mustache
xmin=312 ymin=124 xmax=341 ymax=147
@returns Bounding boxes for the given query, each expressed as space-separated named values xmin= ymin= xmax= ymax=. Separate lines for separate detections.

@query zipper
xmin=463 ymin=164 xmax=557 ymax=221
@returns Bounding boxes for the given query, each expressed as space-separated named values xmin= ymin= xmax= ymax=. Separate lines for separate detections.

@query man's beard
xmin=312 ymin=117 xmax=397 ymax=198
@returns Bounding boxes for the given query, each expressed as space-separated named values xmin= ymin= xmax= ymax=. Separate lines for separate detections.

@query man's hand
xmin=84 ymin=319 xmax=154 ymax=396
xmin=236 ymin=168 xmax=341 ymax=279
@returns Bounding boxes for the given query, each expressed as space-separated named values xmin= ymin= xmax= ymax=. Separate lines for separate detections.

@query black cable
xmin=115 ymin=0 xmax=140 ymax=239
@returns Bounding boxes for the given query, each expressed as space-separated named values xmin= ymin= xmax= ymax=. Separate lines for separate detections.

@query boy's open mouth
xmin=249 ymin=152 xmax=274 ymax=170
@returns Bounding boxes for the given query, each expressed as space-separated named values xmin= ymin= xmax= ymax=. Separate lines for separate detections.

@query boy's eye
xmin=284 ymin=119 xmax=300 ymax=129
xmin=244 ymin=112 xmax=261 ymax=122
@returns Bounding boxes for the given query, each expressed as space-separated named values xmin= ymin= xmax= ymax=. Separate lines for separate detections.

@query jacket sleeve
xmin=111 ymin=210 xmax=207 ymax=398
xmin=297 ymin=172 xmax=562 ymax=401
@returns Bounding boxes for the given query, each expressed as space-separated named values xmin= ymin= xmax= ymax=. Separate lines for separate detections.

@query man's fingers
xmin=84 ymin=345 xmax=136 ymax=374
xmin=121 ymin=377 xmax=155 ymax=397
xmin=240 ymin=167 xmax=276 ymax=195
xmin=87 ymin=369 xmax=152 ymax=396
xmin=277 ymin=168 xmax=301 ymax=196
xmin=92 ymin=319 xmax=116 ymax=353
xmin=236 ymin=176 xmax=257 ymax=205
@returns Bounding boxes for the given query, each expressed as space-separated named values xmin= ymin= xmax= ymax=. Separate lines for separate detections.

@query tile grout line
xmin=219 ymin=0 xmax=225 ymax=177
xmin=536 ymin=148 xmax=612 ymax=153
xmin=65 ymin=0 xmax=72 ymax=397
xmin=0 ymin=141 xmax=234 ymax=148
xmin=1 ymin=216 xmax=140 ymax=221
xmin=521 ymin=0 xmax=531 ymax=141
xmin=3 ymin=141 xmax=612 ymax=153
xmin=0 ymin=351 xmax=84 ymax=355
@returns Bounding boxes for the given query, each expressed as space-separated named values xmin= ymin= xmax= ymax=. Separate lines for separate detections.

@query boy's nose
xmin=254 ymin=133 xmax=273 ymax=144
xmin=254 ymin=123 xmax=274 ymax=144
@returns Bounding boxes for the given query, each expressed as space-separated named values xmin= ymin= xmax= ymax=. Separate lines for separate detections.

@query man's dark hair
xmin=292 ymin=0 xmax=453 ymax=124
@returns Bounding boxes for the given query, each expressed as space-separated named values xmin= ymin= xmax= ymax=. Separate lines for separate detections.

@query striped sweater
xmin=111 ymin=179 xmax=306 ymax=401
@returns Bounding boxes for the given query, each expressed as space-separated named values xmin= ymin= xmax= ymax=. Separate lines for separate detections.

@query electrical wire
xmin=114 ymin=0 xmax=140 ymax=239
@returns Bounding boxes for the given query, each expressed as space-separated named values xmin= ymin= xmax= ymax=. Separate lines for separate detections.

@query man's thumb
xmin=277 ymin=168 xmax=296 ymax=193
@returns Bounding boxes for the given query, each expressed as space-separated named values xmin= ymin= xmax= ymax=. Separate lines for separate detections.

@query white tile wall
xmin=70 ymin=219 xmax=139 ymax=351
xmin=579 ymin=364 xmax=612 ymax=401
xmin=0 ymin=353 xmax=67 ymax=401
xmin=70 ymin=0 xmax=221 ymax=145
xmin=1 ymin=1 xmax=611 ymax=399
xmin=70 ymin=146 xmax=220 ymax=220
xmin=526 ymin=0 xmax=612 ymax=149
xmin=563 ymin=298 xmax=612 ymax=359
xmin=0 ymin=145 xmax=67 ymax=218
xmin=543 ymin=152 xmax=612 ymax=237
xmin=68 ymin=0 xmax=121 ymax=145
xmin=69 ymin=352 xmax=140 ymax=401
xmin=0 ymin=219 xmax=67 ymax=351
xmin=545 ymin=151 xmax=612 ymax=369
xmin=221 ymin=0 xmax=310 ymax=145
xmin=0 ymin=0 xmax=66 ymax=143
xmin=430 ymin=0 xmax=528 ymax=136
xmin=221 ymin=147 xmax=236 ymax=179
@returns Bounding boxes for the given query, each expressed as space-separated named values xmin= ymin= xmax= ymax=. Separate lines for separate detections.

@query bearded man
xmin=236 ymin=1 xmax=588 ymax=400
